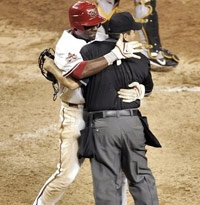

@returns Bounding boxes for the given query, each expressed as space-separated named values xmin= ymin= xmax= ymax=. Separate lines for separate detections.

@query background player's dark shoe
xmin=150 ymin=57 xmax=178 ymax=67
xmin=150 ymin=48 xmax=179 ymax=68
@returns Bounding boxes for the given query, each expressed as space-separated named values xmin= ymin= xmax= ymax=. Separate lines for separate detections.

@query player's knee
xmin=58 ymin=175 xmax=76 ymax=189
xmin=61 ymin=169 xmax=79 ymax=187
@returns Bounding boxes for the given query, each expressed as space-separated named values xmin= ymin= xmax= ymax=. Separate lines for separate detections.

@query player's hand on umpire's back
xmin=118 ymin=82 xmax=145 ymax=103
xmin=112 ymin=34 xmax=142 ymax=60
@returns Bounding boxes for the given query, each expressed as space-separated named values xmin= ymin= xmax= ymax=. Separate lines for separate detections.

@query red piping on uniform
xmin=71 ymin=61 xmax=88 ymax=79
xmin=63 ymin=63 xmax=80 ymax=77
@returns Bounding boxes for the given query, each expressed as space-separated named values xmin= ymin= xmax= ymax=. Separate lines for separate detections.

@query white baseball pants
xmin=33 ymin=102 xmax=85 ymax=205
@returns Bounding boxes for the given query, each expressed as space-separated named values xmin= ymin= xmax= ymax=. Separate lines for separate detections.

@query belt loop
xmin=103 ymin=111 xmax=106 ymax=118
xmin=130 ymin=109 xmax=133 ymax=116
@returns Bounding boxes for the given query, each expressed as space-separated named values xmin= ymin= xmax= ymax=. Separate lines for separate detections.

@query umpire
xmin=80 ymin=12 xmax=160 ymax=205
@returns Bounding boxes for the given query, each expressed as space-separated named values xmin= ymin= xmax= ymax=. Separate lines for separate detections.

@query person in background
xmin=95 ymin=0 xmax=179 ymax=68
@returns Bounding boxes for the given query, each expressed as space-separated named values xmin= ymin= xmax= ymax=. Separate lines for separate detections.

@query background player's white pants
xmin=33 ymin=103 xmax=85 ymax=205
xmin=134 ymin=0 xmax=152 ymax=57
xmin=134 ymin=0 xmax=149 ymax=44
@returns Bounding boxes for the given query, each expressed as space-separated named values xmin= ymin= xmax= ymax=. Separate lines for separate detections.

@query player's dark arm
xmin=71 ymin=43 xmax=111 ymax=79
xmin=43 ymin=55 xmax=108 ymax=87
xmin=71 ymin=37 xmax=142 ymax=80
xmin=71 ymin=57 xmax=109 ymax=79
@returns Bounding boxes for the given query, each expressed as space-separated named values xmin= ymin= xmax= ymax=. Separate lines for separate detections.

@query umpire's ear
xmin=119 ymin=33 xmax=124 ymax=42
xmin=123 ymin=33 xmax=128 ymax=42
xmin=122 ymin=30 xmax=135 ymax=42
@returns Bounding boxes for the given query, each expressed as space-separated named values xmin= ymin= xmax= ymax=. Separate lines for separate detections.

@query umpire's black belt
xmin=92 ymin=109 xmax=139 ymax=119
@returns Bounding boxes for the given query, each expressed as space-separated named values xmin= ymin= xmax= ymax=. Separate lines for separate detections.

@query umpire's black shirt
xmin=80 ymin=40 xmax=153 ymax=112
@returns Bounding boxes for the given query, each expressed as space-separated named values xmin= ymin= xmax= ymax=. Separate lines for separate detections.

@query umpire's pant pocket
xmin=78 ymin=128 xmax=95 ymax=159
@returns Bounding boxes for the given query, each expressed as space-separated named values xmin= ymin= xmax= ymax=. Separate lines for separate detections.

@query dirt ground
xmin=0 ymin=0 xmax=200 ymax=204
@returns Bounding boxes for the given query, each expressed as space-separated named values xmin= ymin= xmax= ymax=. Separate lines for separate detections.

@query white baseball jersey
xmin=54 ymin=30 xmax=87 ymax=104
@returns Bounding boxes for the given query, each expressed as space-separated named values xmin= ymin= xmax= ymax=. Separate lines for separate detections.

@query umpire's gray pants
xmin=91 ymin=115 xmax=159 ymax=205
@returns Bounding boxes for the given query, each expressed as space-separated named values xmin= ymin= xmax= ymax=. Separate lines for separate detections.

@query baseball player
xmin=33 ymin=1 xmax=144 ymax=204
xmin=95 ymin=0 xmax=179 ymax=68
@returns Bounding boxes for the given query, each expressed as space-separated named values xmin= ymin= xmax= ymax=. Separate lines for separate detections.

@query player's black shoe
xmin=150 ymin=48 xmax=179 ymax=68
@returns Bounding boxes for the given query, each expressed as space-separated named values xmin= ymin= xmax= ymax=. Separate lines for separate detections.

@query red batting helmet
xmin=69 ymin=1 xmax=105 ymax=31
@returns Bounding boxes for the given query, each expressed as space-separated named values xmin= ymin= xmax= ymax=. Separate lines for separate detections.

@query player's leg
xmin=95 ymin=0 xmax=120 ymax=41
xmin=33 ymin=103 xmax=85 ymax=205
xmin=121 ymin=174 xmax=128 ymax=205
xmin=133 ymin=0 xmax=179 ymax=68
xmin=96 ymin=0 xmax=120 ymax=20
xmin=121 ymin=115 xmax=159 ymax=205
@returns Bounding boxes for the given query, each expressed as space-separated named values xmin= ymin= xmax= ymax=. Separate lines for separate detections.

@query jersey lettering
xmin=66 ymin=52 xmax=78 ymax=63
